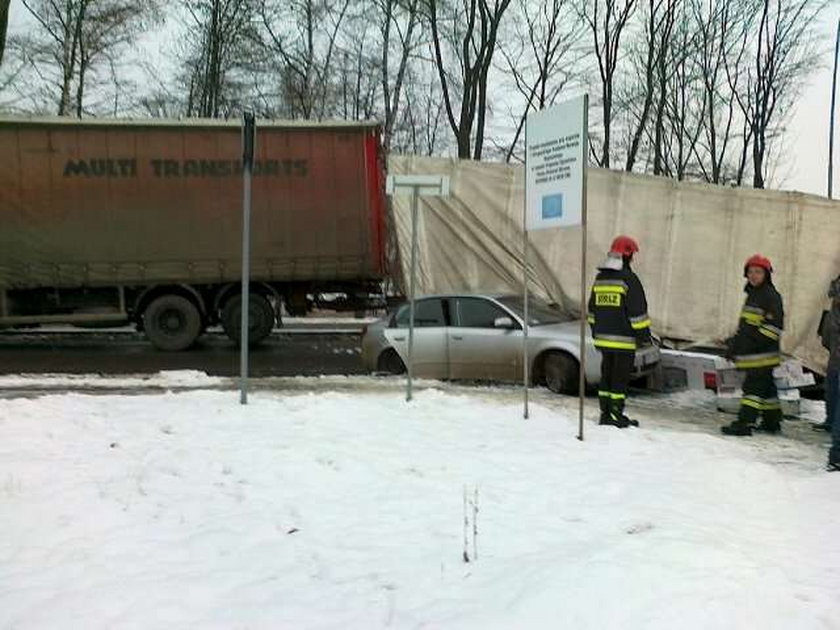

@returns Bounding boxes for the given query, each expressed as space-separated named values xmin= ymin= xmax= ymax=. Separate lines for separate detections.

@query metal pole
xmin=240 ymin=112 xmax=255 ymax=405
xmin=578 ymin=95 xmax=589 ymax=442
xmin=829 ymin=18 xmax=840 ymax=199
xmin=523 ymin=114 xmax=531 ymax=420
xmin=407 ymin=186 xmax=419 ymax=402
xmin=523 ymin=225 xmax=530 ymax=420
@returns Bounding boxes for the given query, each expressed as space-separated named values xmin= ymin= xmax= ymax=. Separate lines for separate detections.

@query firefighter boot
xmin=598 ymin=394 xmax=612 ymax=425
xmin=599 ymin=398 xmax=630 ymax=428
xmin=721 ymin=421 xmax=753 ymax=436
xmin=755 ymin=408 xmax=782 ymax=434
xmin=722 ymin=403 xmax=759 ymax=436
xmin=615 ymin=397 xmax=640 ymax=428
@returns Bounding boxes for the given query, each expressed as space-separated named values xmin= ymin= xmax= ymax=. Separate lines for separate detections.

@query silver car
xmin=361 ymin=294 xmax=660 ymax=393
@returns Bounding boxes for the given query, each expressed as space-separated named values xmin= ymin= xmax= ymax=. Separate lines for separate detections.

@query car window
xmin=454 ymin=298 xmax=516 ymax=328
xmin=495 ymin=295 xmax=570 ymax=326
xmin=394 ymin=299 xmax=446 ymax=328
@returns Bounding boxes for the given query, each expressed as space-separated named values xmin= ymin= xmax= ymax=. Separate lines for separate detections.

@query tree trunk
xmin=0 ymin=0 xmax=10 ymax=68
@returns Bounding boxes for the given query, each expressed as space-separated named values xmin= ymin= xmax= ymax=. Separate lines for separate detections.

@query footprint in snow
xmin=626 ymin=522 xmax=655 ymax=535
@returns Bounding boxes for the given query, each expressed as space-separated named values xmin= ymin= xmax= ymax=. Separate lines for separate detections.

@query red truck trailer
xmin=0 ymin=117 xmax=387 ymax=349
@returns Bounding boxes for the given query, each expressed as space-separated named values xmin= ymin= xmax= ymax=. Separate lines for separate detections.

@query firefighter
xmin=820 ymin=276 xmax=840 ymax=471
xmin=721 ymin=254 xmax=784 ymax=436
xmin=587 ymin=235 xmax=652 ymax=428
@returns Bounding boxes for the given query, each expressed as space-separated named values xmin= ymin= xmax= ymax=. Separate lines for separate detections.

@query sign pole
xmin=385 ymin=174 xmax=450 ymax=403
xmin=240 ymin=111 xmax=255 ymax=405
xmin=524 ymin=95 xmax=588 ymax=434
xmin=577 ymin=95 xmax=589 ymax=441
xmin=523 ymin=123 xmax=530 ymax=420
xmin=407 ymin=186 xmax=420 ymax=402
xmin=829 ymin=17 xmax=839 ymax=199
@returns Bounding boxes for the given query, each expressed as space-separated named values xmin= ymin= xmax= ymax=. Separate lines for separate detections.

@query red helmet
xmin=744 ymin=254 xmax=773 ymax=275
xmin=609 ymin=235 xmax=640 ymax=257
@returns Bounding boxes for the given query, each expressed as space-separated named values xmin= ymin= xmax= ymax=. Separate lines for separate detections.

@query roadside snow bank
xmin=0 ymin=389 xmax=837 ymax=629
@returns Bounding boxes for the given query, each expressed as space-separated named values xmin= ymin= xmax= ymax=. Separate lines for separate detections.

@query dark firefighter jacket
xmin=727 ymin=281 xmax=784 ymax=369
xmin=587 ymin=258 xmax=651 ymax=352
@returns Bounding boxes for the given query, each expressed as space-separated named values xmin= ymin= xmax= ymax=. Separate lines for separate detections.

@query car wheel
xmin=543 ymin=352 xmax=579 ymax=394
xmin=377 ymin=349 xmax=406 ymax=375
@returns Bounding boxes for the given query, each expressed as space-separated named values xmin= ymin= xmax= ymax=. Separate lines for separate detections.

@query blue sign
xmin=541 ymin=193 xmax=563 ymax=220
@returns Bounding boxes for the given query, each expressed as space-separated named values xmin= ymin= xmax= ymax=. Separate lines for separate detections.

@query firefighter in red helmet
xmin=721 ymin=254 xmax=785 ymax=436
xmin=587 ymin=235 xmax=651 ymax=428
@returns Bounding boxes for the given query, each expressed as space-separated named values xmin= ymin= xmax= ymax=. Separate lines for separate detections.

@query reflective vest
xmin=587 ymin=266 xmax=651 ymax=352
xmin=729 ymin=282 xmax=784 ymax=369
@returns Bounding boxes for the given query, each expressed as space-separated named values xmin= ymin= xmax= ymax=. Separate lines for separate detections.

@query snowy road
xmin=0 ymin=329 xmax=364 ymax=377
xmin=1 ymin=383 xmax=838 ymax=628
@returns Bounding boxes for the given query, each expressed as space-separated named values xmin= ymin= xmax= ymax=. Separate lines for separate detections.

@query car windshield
xmin=496 ymin=296 xmax=570 ymax=326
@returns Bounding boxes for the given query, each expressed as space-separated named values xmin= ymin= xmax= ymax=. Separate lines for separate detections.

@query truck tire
xmin=144 ymin=295 xmax=203 ymax=351
xmin=543 ymin=352 xmax=579 ymax=395
xmin=221 ymin=293 xmax=276 ymax=346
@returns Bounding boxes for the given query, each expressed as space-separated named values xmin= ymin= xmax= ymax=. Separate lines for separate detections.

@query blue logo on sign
xmin=542 ymin=194 xmax=563 ymax=219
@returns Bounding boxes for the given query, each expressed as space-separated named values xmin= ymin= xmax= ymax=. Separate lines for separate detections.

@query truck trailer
xmin=0 ymin=117 xmax=387 ymax=350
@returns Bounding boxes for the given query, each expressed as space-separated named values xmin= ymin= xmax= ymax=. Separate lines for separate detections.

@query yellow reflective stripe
xmin=595 ymin=279 xmax=628 ymax=290
xmin=758 ymin=327 xmax=780 ymax=340
xmin=631 ymin=319 xmax=651 ymax=330
xmin=593 ymin=285 xmax=627 ymax=294
xmin=741 ymin=311 xmax=764 ymax=325
xmin=741 ymin=398 xmax=763 ymax=410
xmin=598 ymin=391 xmax=626 ymax=400
xmin=587 ymin=316 xmax=596 ymax=324
xmin=594 ymin=339 xmax=637 ymax=350
xmin=735 ymin=356 xmax=781 ymax=369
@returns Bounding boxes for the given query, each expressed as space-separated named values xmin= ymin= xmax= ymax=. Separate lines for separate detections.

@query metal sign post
xmin=240 ymin=111 xmax=256 ymax=405
xmin=829 ymin=18 xmax=839 ymax=199
xmin=524 ymin=95 xmax=589 ymax=439
xmin=386 ymin=174 xmax=451 ymax=402
xmin=578 ymin=98 xmax=589 ymax=441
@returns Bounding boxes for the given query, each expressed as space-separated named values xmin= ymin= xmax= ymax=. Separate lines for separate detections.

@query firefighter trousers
xmin=737 ymin=367 xmax=782 ymax=427
xmin=598 ymin=351 xmax=635 ymax=420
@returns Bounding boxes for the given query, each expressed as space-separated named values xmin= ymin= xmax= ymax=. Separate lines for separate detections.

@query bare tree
xmin=256 ymin=0 xmax=353 ymax=119
xmin=621 ymin=0 xmax=676 ymax=172
xmin=0 ymin=0 xmax=10 ymax=68
xmin=337 ymin=35 xmax=380 ymax=121
xmin=17 ymin=0 xmax=158 ymax=116
xmin=180 ymin=0 xmax=258 ymax=118
xmin=581 ymin=0 xmax=637 ymax=168
xmin=498 ymin=0 xmax=585 ymax=163
xmin=427 ymin=0 xmax=513 ymax=159
xmin=379 ymin=0 xmax=421 ymax=151
xmin=744 ymin=0 xmax=827 ymax=188
xmin=396 ymin=55 xmax=449 ymax=155
xmin=688 ymin=0 xmax=755 ymax=183
xmin=659 ymin=10 xmax=706 ymax=179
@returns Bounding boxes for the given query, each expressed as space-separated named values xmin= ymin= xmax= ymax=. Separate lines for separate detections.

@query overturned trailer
xmin=387 ymin=155 xmax=840 ymax=376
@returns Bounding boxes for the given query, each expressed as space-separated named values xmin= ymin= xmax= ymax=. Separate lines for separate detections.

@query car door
xmin=383 ymin=298 xmax=449 ymax=379
xmin=448 ymin=297 xmax=523 ymax=382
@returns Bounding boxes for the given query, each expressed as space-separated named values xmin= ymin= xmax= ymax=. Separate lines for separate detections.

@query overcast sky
xmin=5 ymin=0 xmax=839 ymax=198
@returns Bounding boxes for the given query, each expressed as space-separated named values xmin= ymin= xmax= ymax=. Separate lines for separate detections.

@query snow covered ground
xmin=0 ymin=370 xmax=226 ymax=391
xmin=1 ymin=385 xmax=839 ymax=629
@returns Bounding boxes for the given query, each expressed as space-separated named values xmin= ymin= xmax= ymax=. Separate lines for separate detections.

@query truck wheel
xmin=144 ymin=295 xmax=202 ymax=351
xmin=543 ymin=352 xmax=579 ymax=394
xmin=222 ymin=293 xmax=276 ymax=346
